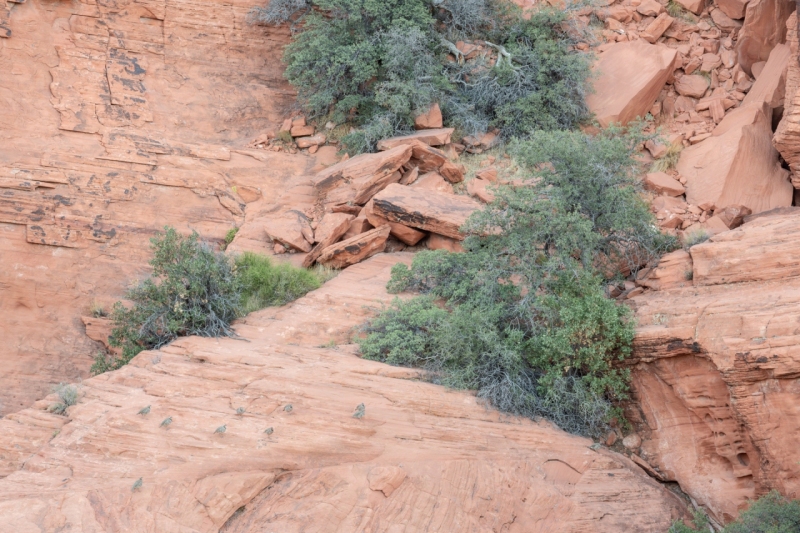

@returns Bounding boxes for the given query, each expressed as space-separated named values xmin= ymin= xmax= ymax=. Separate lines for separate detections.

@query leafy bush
xmin=252 ymin=0 xmax=590 ymax=152
xmin=236 ymin=252 xmax=322 ymax=314
xmin=669 ymin=492 xmax=800 ymax=533
xmin=360 ymin=129 xmax=675 ymax=436
xmin=48 ymin=383 xmax=78 ymax=415
xmin=94 ymin=228 xmax=324 ymax=374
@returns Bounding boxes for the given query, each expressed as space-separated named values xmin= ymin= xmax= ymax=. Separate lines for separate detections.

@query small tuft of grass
xmin=236 ymin=252 xmax=323 ymax=314
xmin=276 ymin=130 xmax=293 ymax=144
xmin=48 ymin=383 xmax=78 ymax=416
xmin=90 ymin=300 xmax=107 ymax=318
xmin=666 ymin=1 xmax=696 ymax=21
xmin=684 ymin=229 xmax=710 ymax=248
xmin=684 ymin=269 xmax=693 ymax=281
xmin=650 ymin=141 xmax=683 ymax=173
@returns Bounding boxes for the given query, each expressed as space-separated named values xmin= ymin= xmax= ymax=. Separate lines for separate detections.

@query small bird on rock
xmin=236 ymin=407 xmax=246 ymax=415
xmin=264 ymin=427 xmax=274 ymax=435
xmin=215 ymin=424 xmax=227 ymax=435
xmin=132 ymin=477 xmax=143 ymax=492
xmin=283 ymin=404 xmax=293 ymax=413
xmin=160 ymin=416 xmax=172 ymax=428
xmin=353 ymin=403 xmax=365 ymax=419
xmin=137 ymin=405 xmax=151 ymax=416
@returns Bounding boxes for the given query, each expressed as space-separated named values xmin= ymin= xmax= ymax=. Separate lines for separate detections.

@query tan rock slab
xmin=742 ymin=43 xmax=791 ymax=109
xmin=317 ymin=224 xmax=391 ymax=268
xmin=641 ymin=14 xmax=675 ymax=44
xmin=303 ymin=212 xmax=354 ymax=267
xmin=266 ymin=210 xmax=314 ymax=253
xmin=467 ymin=178 xmax=496 ymax=203
xmin=636 ymin=249 xmax=693 ymax=290
xmin=427 ymin=233 xmax=465 ymax=252
xmin=291 ymin=125 xmax=315 ymax=137
xmin=587 ymin=40 xmax=678 ymax=127
xmin=709 ymin=7 xmax=742 ymax=30
xmin=372 ymin=183 xmax=480 ymax=240
xmin=676 ymin=103 xmax=792 ymax=214
xmin=312 ymin=144 xmax=412 ymax=194
xmin=364 ymin=199 xmax=427 ymax=246
xmin=410 ymin=171 xmax=454 ymax=194
xmin=675 ymin=0 xmax=704 ymax=15
xmin=736 ymin=0 xmax=793 ymax=76
xmin=717 ymin=0 xmax=750 ymax=18
xmin=637 ymin=0 xmax=664 ymax=16
xmin=296 ymin=133 xmax=326 ymax=149
xmin=376 ymin=128 xmax=454 ymax=151
xmin=674 ymin=75 xmax=709 ymax=98
xmin=413 ymin=103 xmax=443 ymax=130
xmin=644 ymin=172 xmax=686 ymax=196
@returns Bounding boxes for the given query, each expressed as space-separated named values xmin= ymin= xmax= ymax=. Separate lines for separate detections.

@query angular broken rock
xmin=410 ymin=172 xmax=454 ymax=194
xmin=713 ymin=204 xmax=752 ymax=229
xmin=636 ymin=249 xmax=693 ymax=291
xmin=736 ymin=0 xmax=793 ymax=76
xmin=676 ymin=102 xmax=792 ymax=214
xmin=674 ymin=75 xmax=709 ymax=98
xmin=312 ymin=144 xmax=412 ymax=194
xmin=439 ymin=161 xmax=465 ymax=183
xmin=296 ymin=134 xmax=326 ymax=149
xmin=342 ymin=214 xmax=373 ymax=240
xmin=717 ymin=0 xmax=748 ymax=19
xmin=674 ymin=0 xmax=704 ymax=15
xmin=414 ymin=103 xmax=443 ymax=130
xmin=427 ymin=233 xmax=465 ymax=252
xmin=644 ymin=172 xmax=686 ymax=196
xmin=266 ymin=210 xmax=314 ymax=253
xmin=317 ymin=225 xmax=391 ymax=268
xmin=376 ymin=128 xmax=454 ymax=151
xmin=742 ymin=43 xmax=790 ymax=109
xmin=364 ymin=200 xmax=427 ymax=246
xmin=372 ymin=183 xmax=480 ymax=240
xmin=641 ymin=13 xmax=674 ymax=43
xmin=302 ymin=212 xmax=354 ymax=268
xmin=586 ymin=40 xmax=678 ymax=127
xmin=406 ymin=140 xmax=448 ymax=173
xmin=467 ymin=178 xmax=495 ymax=203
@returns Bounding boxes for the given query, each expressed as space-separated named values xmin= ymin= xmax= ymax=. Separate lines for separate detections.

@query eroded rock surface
xmin=0 ymin=0 xmax=318 ymax=414
xmin=0 ymin=254 xmax=686 ymax=532
xmin=630 ymin=212 xmax=800 ymax=523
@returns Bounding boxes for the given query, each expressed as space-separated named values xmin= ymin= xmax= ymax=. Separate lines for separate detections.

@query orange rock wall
xmin=630 ymin=212 xmax=800 ymax=523
xmin=0 ymin=0 xmax=314 ymax=414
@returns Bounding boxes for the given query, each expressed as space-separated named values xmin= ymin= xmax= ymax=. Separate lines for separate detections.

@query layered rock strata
xmin=0 ymin=254 xmax=686 ymax=532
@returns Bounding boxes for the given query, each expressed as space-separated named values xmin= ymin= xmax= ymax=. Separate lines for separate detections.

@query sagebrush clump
xmin=48 ymin=383 xmax=78 ymax=415
xmin=669 ymin=491 xmax=800 ymax=533
xmin=250 ymin=0 xmax=590 ymax=152
xmin=93 ymin=228 xmax=324 ymax=374
xmin=359 ymin=128 xmax=676 ymax=437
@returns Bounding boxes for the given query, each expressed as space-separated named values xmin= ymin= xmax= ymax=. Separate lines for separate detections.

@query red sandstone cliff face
xmin=0 ymin=254 xmax=687 ymax=532
xmin=0 ymin=0 xmax=321 ymax=414
xmin=629 ymin=211 xmax=800 ymax=523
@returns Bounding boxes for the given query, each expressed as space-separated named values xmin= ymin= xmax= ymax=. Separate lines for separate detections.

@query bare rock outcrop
xmin=0 ymin=255 xmax=686 ymax=532
xmin=631 ymin=212 xmax=800 ymax=524
xmin=0 ymin=0 xmax=321 ymax=414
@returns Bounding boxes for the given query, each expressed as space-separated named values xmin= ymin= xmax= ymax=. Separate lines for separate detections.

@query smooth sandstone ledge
xmin=0 ymin=254 xmax=685 ymax=533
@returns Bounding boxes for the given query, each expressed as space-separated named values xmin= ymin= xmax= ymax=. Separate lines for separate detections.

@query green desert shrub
xmin=236 ymin=252 xmax=322 ymax=313
xmin=48 ymin=383 xmax=78 ymax=415
xmin=251 ymin=0 xmax=590 ymax=152
xmin=94 ymin=228 xmax=323 ymax=374
xmin=359 ymin=128 xmax=676 ymax=436
xmin=669 ymin=491 xmax=800 ymax=533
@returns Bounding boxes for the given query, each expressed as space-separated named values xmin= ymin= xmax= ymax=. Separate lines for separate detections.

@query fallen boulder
xmin=742 ymin=43 xmax=791 ymax=108
xmin=312 ymin=144 xmax=412 ymax=195
xmin=411 ymin=172 xmax=454 ymax=194
xmin=676 ymin=103 xmax=792 ymax=213
xmin=414 ymin=103 xmax=443 ymax=130
xmin=644 ymin=172 xmax=686 ymax=196
xmin=302 ymin=212 xmax=354 ymax=268
xmin=586 ymin=40 xmax=678 ymax=127
xmin=372 ymin=183 xmax=480 ymax=240
xmin=265 ymin=210 xmax=314 ymax=253
xmin=736 ymin=0 xmax=794 ymax=76
xmin=317 ymin=225 xmax=391 ymax=268
xmin=364 ymin=200 xmax=427 ymax=246
xmin=376 ymin=128 xmax=454 ymax=151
